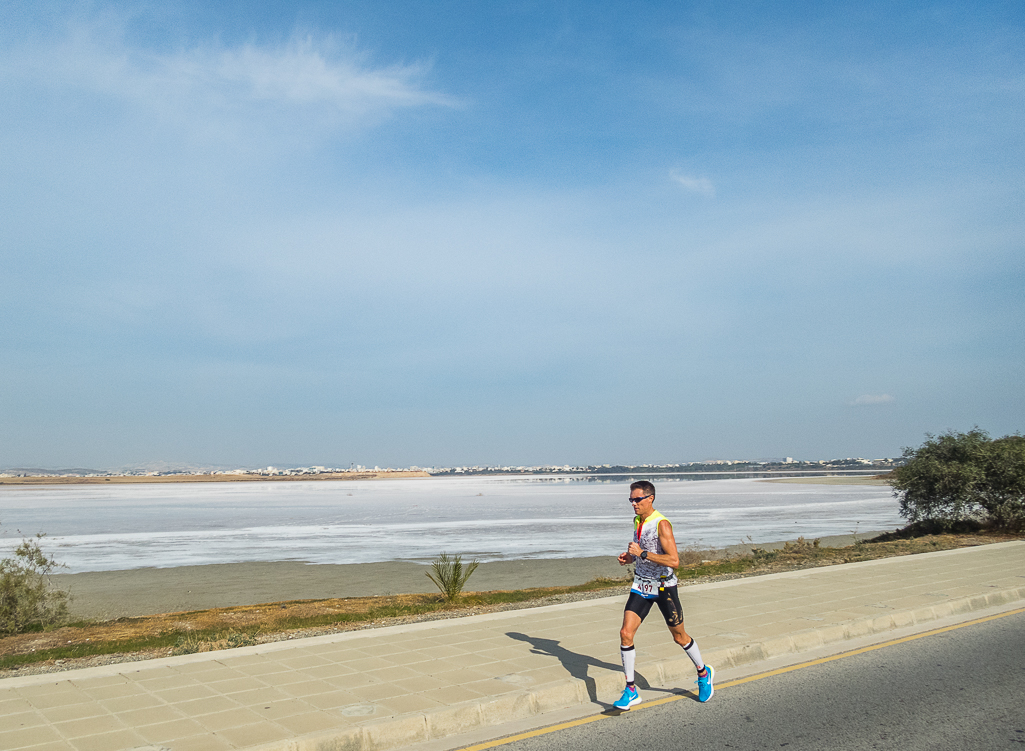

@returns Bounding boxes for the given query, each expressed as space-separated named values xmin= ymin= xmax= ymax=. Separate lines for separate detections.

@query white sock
xmin=620 ymin=645 xmax=636 ymax=684
xmin=682 ymin=638 xmax=705 ymax=672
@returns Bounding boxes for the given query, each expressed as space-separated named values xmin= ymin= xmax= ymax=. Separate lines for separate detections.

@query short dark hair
xmin=630 ymin=480 xmax=655 ymax=499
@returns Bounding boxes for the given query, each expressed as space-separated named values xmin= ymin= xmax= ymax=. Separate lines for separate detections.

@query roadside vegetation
xmin=892 ymin=429 xmax=1025 ymax=530
xmin=426 ymin=552 xmax=480 ymax=601
xmin=2 ymin=528 xmax=1019 ymax=674
xmin=0 ymin=530 xmax=70 ymax=637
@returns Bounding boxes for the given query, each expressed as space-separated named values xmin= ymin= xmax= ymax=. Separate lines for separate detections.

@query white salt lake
xmin=0 ymin=474 xmax=903 ymax=572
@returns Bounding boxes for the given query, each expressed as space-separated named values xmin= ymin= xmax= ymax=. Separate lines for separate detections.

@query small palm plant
xmin=426 ymin=553 xmax=480 ymax=602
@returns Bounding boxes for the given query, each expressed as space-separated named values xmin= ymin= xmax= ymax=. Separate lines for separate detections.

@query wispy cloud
xmin=852 ymin=394 xmax=896 ymax=406
xmin=3 ymin=24 xmax=456 ymax=141
xmin=670 ymin=171 xmax=715 ymax=197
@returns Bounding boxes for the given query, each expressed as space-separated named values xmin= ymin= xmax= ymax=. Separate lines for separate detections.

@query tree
xmin=892 ymin=429 xmax=1025 ymax=530
xmin=0 ymin=533 xmax=70 ymax=635
xmin=978 ymin=435 xmax=1025 ymax=528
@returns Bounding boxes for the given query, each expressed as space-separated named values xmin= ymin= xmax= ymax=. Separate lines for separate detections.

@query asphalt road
xmin=492 ymin=610 xmax=1025 ymax=751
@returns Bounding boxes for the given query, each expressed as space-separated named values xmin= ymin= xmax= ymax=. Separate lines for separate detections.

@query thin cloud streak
xmin=853 ymin=394 xmax=896 ymax=406
xmin=670 ymin=171 xmax=716 ymax=197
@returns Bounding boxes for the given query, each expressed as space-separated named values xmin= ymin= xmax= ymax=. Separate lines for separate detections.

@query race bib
xmin=631 ymin=575 xmax=660 ymax=600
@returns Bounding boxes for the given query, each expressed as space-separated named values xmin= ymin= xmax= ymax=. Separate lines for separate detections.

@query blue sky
xmin=1 ymin=0 xmax=1022 ymax=469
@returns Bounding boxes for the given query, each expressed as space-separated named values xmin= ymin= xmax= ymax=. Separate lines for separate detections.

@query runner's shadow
xmin=505 ymin=631 xmax=662 ymax=707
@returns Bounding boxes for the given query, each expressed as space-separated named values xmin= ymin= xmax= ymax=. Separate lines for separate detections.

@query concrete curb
xmin=251 ymin=584 xmax=1025 ymax=751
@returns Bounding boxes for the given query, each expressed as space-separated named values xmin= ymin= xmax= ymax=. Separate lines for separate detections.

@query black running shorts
xmin=625 ymin=585 xmax=684 ymax=627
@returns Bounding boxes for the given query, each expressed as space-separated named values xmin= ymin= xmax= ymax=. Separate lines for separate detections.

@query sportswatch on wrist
xmin=640 ymin=551 xmax=648 ymax=560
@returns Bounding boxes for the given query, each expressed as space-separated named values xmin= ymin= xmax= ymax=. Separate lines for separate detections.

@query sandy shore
xmin=50 ymin=532 xmax=884 ymax=620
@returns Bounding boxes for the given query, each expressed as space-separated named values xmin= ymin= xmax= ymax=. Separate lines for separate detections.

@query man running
xmin=613 ymin=480 xmax=714 ymax=709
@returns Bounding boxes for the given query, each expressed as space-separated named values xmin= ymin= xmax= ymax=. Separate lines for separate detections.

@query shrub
xmin=979 ymin=435 xmax=1025 ymax=528
xmin=892 ymin=429 xmax=1025 ymax=530
xmin=426 ymin=553 xmax=480 ymax=602
xmin=0 ymin=534 xmax=70 ymax=635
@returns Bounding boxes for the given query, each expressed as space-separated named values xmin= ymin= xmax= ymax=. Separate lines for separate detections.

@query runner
xmin=613 ymin=480 xmax=714 ymax=709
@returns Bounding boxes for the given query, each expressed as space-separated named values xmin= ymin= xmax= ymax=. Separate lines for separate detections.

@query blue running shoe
xmin=613 ymin=685 xmax=641 ymax=710
xmin=696 ymin=665 xmax=714 ymax=702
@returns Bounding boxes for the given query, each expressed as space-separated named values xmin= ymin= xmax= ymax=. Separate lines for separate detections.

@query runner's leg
xmin=670 ymin=620 xmax=713 ymax=702
xmin=659 ymin=588 xmax=708 ymax=675
xmin=620 ymin=609 xmax=643 ymax=648
xmin=620 ymin=610 xmax=642 ymax=683
xmin=621 ymin=593 xmax=654 ymax=688
xmin=613 ymin=602 xmax=649 ymax=709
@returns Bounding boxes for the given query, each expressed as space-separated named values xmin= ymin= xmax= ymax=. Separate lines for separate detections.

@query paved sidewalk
xmin=2 ymin=541 xmax=1023 ymax=751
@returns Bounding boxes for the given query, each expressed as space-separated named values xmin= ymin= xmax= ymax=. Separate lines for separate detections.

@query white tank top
xmin=633 ymin=510 xmax=678 ymax=587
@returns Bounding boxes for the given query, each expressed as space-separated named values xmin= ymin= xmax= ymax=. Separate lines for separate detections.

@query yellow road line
xmin=457 ymin=606 xmax=1025 ymax=751
xmin=457 ymin=713 xmax=606 ymax=750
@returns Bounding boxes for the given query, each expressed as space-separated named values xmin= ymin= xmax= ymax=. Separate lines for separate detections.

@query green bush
xmin=0 ymin=534 xmax=70 ymax=635
xmin=426 ymin=553 xmax=480 ymax=602
xmin=892 ymin=429 xmax=1025 ymax=530
xmin=979 ymin=435 xmax=1025 ymax=528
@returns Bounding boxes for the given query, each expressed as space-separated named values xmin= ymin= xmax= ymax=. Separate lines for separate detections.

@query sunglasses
xmin=628 ymin=494 xmax=652 ymax=503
